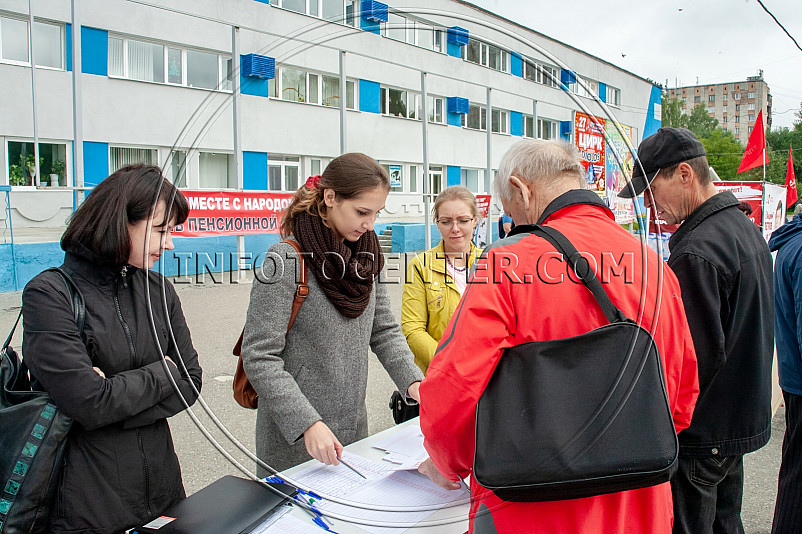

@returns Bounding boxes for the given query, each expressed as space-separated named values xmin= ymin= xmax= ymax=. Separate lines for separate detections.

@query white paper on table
xmin=290 ymin=451 xmax=469 ymax=534
xmin=252 ymin=512 xmax=320 ymax=533
xmin=371 ymin=422 xmax=429 ymax=470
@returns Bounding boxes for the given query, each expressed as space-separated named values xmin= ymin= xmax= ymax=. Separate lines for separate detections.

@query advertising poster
xmin=604 ymin=122 xmax=635 ymax=224
xmin=713 ymin=181 xmax=763 ymax=229
xmin=574 ymin=112 xmax=606 ymax=195
xmin=762 ymin=182 xmax=787 ymax=241
xmin=389 ymin=164 xmax=402 ymax=188
xmin=474 ymin=194 xmax=491 ymax=248
xmin=173 ymin=191 xmax=293 ymax=237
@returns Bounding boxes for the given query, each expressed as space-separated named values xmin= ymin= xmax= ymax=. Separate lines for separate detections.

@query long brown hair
xmin=280 ymin=153 xmax=389 ymax=237
xmin=61 ymin=164 xmax=188 ymax=267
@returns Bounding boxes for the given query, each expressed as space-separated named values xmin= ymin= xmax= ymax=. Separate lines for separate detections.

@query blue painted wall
xmin=66 ymin=23 xmax=72 ymax=72
xmin=446 ymin=165 xmax=460 ymax=187
xmin=243 ymin=151 xmax=268 ymax=190
xmin=83 ymin=142 xmax=109 ymax=187
xmin=510 ymin=52 xmax=522 ymax=78
xmin=643 ymin=85 xmax=663 ymax=139
xmin=598 ymin=82 xmax=607 ymax=103
xmin=359 ymin=79 xmax=381 ymax=114
xmin=81 ymin=27 xmax=107 ymax=76
xmin=510 ymin=111 xmax=523 ymax=137
xmin=0 ymin=242 xmax=64 ymax=293
xmin=390 ymin=223 xmax=439 ymax=253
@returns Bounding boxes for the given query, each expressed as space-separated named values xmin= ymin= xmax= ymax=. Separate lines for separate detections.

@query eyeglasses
xmin=437 ymin=217 xmax=475 ymax=228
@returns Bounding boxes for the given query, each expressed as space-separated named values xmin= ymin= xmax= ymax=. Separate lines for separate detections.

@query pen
xmin=296 ymin=494 xmax=333 ymax=526
xmin=337 ymin=456 xmax=367 ymax=479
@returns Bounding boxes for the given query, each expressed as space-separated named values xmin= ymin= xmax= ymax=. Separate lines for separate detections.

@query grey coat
xmin=242 ymin=240 xmax=424 ymax=472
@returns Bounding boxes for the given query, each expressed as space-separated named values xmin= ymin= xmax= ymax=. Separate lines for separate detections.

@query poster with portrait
xmin=762 ymin=182 xmax=787 ymax=242
xmin=474 ymin=194 xmax=491 ymax=248
xmin=388 ymin=164 xmax=402 ymax=188
xmin=604 ymin=122 xmax=635 ymax=224
xmin=574 ymin=112 xmax=606 ymax=196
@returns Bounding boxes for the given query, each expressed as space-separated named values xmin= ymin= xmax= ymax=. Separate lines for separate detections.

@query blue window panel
xmin=559 ymin=69 xmax=576 ymax=91
xmin=643 ymin=85 xmax=663 ymax=139
xmin=560 ymin=120 xmax=572 ymax=141
xmin=241 ymin=54 xmax=275 ymax=79
xmin=446 ymin=166 xmax=461 ymax=187
xmin=446 ymin=112 xmax=462 ymax=127
xmin=446 ymin=26 xmax=469 ymax=46
xmin=598 ymin=82 xmax=607 ymax=103
xmin=360 ymin=17 xmax=380 ymax=34
xmin=446 ymin=96 xmax=469 ymax=115
xmin=66 ymin=23 xmax=72 ymax=71
xmin=361 ymin=1 xmax=388 ymax=22
xmin=243 ymin=152 xmax=268 ymax=190
xmin=359 ymin=79 xmax=381 ymax=114
xmin=81 ymin=27 xmax=108 ymax=76
xmin=83 ymin=141 xmax=109 ymax=188
xmin=510 ymin=52 xmax=522 ymax=78
xmin=510 ymin=111 xmax=523 ymax=137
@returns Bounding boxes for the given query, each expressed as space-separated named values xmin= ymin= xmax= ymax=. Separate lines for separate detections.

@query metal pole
xmin=71 ymin=0 xmax=84 ymax=206
xmin=532 ymin=99 xmax=538 ymax=138
xmin=486 ymin=87 xmax=492 ymax=194
xmin=339 ymin=51 xmax=347 ymax=154
xmin=232 ymin=26 xmax=246 ymax=281
xmin=27 ymin=0 xmax=41 ymax=187
xmin=421 ymin=71 xmax=431 ymax=251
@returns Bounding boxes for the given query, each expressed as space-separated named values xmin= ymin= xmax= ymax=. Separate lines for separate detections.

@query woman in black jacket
xmin=22 ymin=164 xmax=203 ymax=534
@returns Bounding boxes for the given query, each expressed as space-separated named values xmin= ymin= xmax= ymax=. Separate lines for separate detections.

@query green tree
xmin=661 ymin=96 xmax=685 ymax=128
xmin=685 ymin=103 xmax=719 ymax=139
xmin=701 ymin=129 xmax=743 ymax=181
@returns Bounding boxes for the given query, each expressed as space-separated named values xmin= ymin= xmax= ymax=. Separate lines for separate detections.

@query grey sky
xmin=467 ymin=0 xmax=802 ymax=129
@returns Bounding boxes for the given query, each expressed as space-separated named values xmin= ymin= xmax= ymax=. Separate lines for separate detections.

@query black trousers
xmin=671 ymin=455 xmax=745 ymax=534
xmin=772 ymin=391 xmax=802 ymax=534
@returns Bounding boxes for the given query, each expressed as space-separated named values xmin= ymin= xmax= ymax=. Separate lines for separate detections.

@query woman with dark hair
xmin=242 ymin=153 xmax=423 ymax=472
xmin=22 ymin=164 xmax=203 ymax=534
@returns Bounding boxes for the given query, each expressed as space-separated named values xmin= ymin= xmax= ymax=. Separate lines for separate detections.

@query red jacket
xmin=420 ymin=192 xmax=699 ymax=534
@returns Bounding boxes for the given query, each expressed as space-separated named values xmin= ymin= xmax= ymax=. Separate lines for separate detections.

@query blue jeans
xmin=671 ymin=455 xmax=745 ymax=534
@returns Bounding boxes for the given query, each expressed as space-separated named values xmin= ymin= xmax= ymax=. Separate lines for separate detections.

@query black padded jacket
xmin=22 ymin=248 xmax=202 ymax=533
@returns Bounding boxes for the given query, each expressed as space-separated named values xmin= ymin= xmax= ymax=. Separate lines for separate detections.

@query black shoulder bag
xmin=473 ymin=225 xmax=678 ymax=502
xmin=0 ymin=268 xmax=85 ymax=533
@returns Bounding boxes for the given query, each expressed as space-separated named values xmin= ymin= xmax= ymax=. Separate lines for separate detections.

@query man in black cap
xmin=620 ymin=127 xmax=774 ymax=533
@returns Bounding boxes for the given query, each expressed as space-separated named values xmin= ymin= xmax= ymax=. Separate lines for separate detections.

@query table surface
xmin=275 ymin=419 xmax=470 ymax=533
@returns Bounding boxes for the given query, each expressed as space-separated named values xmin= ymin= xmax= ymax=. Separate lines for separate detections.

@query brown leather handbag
xmin=232 ymin=239 xmax=308 ymax=409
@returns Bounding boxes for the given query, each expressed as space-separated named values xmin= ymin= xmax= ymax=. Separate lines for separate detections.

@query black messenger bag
xmin=473 ymin=225 xmax=678 ymax=502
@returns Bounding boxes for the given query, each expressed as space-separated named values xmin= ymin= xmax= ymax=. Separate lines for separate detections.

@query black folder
xmin=131 ymin=475 xmax=296 ymax=534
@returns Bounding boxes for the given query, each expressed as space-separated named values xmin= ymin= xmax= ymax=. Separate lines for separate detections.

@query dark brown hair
xmin=660 ymin=155 xmax=711 ymax=186
xmin=280 ymin=153 xmax=389 ymax=237
xmin=61 ymin=164 xmax=189 ymax=267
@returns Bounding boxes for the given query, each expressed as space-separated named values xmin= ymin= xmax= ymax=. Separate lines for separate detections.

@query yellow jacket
xmin=401 ymin=240 xmax=482 ymax=374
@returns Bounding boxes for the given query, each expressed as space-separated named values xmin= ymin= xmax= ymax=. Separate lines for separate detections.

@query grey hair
xmin=494 ymin=139 xmax=585 ymax=202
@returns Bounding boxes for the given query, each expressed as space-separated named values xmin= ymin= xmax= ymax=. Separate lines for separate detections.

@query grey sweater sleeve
xmin=241 ymin=242 xmax=321 ymax=443
xmin=370 ymin=280 xmax=425 ymax=395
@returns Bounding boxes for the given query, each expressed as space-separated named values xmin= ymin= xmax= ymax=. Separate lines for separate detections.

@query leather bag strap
xmin=281 ymin=239 xmax=308 ymax=332
xmin=530 ymin=225 xmax=629 ymax=325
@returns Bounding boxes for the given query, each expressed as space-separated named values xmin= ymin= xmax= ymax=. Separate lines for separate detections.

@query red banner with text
xmin=173 ymin=190 xmax=294 ymax=237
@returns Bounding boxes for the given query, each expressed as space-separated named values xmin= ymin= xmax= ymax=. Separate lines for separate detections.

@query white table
xmin=272 ymin=419 xmax=470 ymax=533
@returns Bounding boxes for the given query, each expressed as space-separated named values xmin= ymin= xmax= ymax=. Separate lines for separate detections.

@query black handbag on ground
xmin=0 ymin=268 xmax=85 ymax=534
xmin=473 ymin=225 xmax=678 ymax=502
xmin=389 ymin=390 xmax=419 ymax=424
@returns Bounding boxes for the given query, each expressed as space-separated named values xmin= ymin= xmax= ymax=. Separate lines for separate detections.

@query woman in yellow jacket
xmin=401 ymin=186 xmax=483 ymax=374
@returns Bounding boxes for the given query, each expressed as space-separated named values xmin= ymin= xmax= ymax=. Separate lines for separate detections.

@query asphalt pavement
xmin=0 ymin=263 xmax=785 ymax=532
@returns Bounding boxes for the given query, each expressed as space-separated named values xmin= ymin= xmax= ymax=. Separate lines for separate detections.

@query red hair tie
xmin=305 ymin=175 xmax=322 ymax=189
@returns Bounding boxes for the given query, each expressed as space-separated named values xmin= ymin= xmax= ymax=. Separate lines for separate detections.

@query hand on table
xmin=418 ymin=457 xmax=461 ymax=491
xmin=303 ymin=421 xmax=344 ymax=465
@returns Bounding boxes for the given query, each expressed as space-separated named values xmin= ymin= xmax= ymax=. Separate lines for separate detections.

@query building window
xmin=170 ymin=150 xmax=187 ymax=188
xmin=736 ymin=104 xmax=741 ymax=112
xmin=748 ymin=91 xmax=755 ymax=99
xmin=427 ymin=95 xmax=444 ymax=123
xmin=538 ymin=118 xmax=558 ymax=140
xmin=694 ymin=95 xmax=701 ymax=103
xmin=735 ymin=127 xmax=740 ymax=135
xmin=7 ymin=141 xmax=68 ymax=187
xmin=523 ymin=114 xmax=535 ymax=138
xmin=109 ymin=146 xmax=158 ymax=174
xmin=380 ymin=13 xmax=443 ymax=53
xmin=723 ymin=116 xmax=728 ymax=123
xmin=748 ymin=103 xmax=755 ymax=111
xmin=0 ymin=16 xmax=63 ymax=68
xmin=463 ymin=103 xmax=487 ymax=130
xmin=735 ymin=115 xmax=740 ymax=123
xmin=606 ymin=86 xmax=621 ymax=107
xmin=109 ymin=35 xmax=231 ymax=91
xmin=734 ymin=92 xmax=741 ymax=99
xmin=461 ymin=168 xmax=484 ymax=193
xmin=409 ymin=165 xmax=417 ymax=193
xmin=428 ymin=166 xmax=443 ymax=196
xmin=269 ymin=67 xmax=356 ymax=108
xmin=463 ymin=38 xmax=508 ymax=72
xmin=491 ymin=109 xmax=508 ymax=134
xmin=270 ymin=0 xmax=357 ymax=26
xmin=199 ymin=152 xmax=234 ymax=189
xmin=381 ymin=163 xmax=404 ymax=192
xmin=748 ymin=126 xmax=753 ymax=134
xmin=708 ymin=95 xmax=715 ymax=102
xmin=723 ymin=105 xmax=727 ymax=112
xmin=580 ymin=77 xmax=599 ymax=99
xmin=748 ymin=114 xmax=755 ymax=122
xmin=267 ymin=155 xmax=300 ymax=192
xmin=723 ymin=93 xmax=728 ymax=100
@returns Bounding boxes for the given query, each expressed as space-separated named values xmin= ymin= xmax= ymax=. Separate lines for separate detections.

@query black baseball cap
xmin=618 ymin=127 xmax=706 ymax=198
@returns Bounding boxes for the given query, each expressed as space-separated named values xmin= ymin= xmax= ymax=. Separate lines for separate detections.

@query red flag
xmin=737 ymin=110 xmax=769 ymax=174
xmin=787 ymin=148 xmax=798 ymax=207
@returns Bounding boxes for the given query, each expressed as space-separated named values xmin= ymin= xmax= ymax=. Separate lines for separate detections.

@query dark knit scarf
xmin=293 ymin=211 xmax=384 ymax=318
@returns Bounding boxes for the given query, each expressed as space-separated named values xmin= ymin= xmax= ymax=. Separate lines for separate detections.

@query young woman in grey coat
xmin=241 ymin=153 xmax=423 ymax=473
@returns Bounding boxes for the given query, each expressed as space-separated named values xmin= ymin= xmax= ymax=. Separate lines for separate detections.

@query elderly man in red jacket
xmin=417 ymin=139 xmax=699 ymax=533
